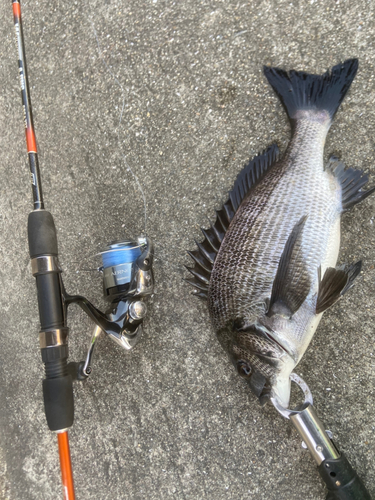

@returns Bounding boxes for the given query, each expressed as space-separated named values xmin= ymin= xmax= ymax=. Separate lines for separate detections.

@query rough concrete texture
xmin=0 ymin=0 xmax=374 ymax=499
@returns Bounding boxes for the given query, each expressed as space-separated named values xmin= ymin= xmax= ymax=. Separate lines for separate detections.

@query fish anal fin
xmin=327 ymin=155 xmax=375 ymax=210
xmin=316 ymin=261 xmax=362 ymax=314
xmin=268 ymin=216 xmax=311 ymax=317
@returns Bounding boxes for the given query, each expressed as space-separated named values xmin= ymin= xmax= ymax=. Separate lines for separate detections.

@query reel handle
xmin=28 ymin=210 xmax=74 ymax=431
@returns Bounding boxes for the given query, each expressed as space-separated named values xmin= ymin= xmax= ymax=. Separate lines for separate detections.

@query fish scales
xmin=186 ymin=59 xmax=374 ymax=407
xmin=209 ymin=115 xmax=340 ymax=336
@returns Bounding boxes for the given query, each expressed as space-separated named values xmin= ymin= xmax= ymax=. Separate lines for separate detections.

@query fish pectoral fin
xmin=327 ymin=156 xmax=375 ymax=210
xmin=267 ymin=216 xmax=311 ymax=317
xmin=315 ymin=261 xmax=362 ymax=314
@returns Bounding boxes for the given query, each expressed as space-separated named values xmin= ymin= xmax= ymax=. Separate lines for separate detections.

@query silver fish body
xmin=187 ymin=59 xmax=374 ymax=408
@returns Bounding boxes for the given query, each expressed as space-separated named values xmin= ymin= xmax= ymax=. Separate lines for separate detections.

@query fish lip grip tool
xmin=271 ymin=374 xmax=372 ymax=500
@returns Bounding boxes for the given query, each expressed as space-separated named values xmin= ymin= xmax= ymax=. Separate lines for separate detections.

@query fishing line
xmin=90 ymin=20 xmax=148 ymax=237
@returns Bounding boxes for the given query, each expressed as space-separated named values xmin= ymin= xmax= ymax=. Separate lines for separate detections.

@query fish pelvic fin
xmin=315 ymin=261 xmax=362 ymax=314
xmin=326 ymin=156 xmax=375 ymax=210
xmin=186 ymin=144 xmax=279 ymax=299
xmin=264 ymin=59 xmax=358 ymax=122
xmin=268 ymin=216 xmax=311 ymax=317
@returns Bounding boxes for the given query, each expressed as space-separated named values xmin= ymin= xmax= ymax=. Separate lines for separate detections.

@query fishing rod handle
xmin=28 ymin=210 xmax=74 ymax=432
xmin=320 ymin=454 xmax=372 ymax=500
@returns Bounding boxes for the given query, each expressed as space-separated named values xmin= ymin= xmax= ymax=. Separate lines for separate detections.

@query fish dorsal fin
xmin=316 ymin=261 xmax=362 ymax=314
xmin=326 ymin=156 xmax=375 ymax=210
xmin=229 ymin=143 xmax=279 ymax=211
xmin=267 ymin=216 xmax=311 ymax=318
xmin=186 ymin=144 xmax=279 ymax=297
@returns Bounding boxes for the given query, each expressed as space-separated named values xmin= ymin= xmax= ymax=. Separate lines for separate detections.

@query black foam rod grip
xmin=43 ymin=375 xmax=74 ymax=431
xmin=35 ymin=273 xmax=65 ymax=331
xmin=319 ymin=454 xmax=372 ymax=500
xmin=28 ymin=210 xmax=58 ymax=257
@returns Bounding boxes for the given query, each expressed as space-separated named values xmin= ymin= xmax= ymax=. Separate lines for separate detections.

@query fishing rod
xmin=12 ymin=1 xmax=154 ymax=497
xmin=272 ymin=374 xmax=372 ymax=499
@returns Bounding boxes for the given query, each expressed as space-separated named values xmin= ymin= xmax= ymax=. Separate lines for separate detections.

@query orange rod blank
xmin=57 ymin=431 xmax=76 ymax=500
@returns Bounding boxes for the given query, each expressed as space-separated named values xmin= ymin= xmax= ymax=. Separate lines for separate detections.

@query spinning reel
xmin=68 ymin=237 xmax=154 ymax=381
xmin=30 ymin=216 xmax=155 ymax=433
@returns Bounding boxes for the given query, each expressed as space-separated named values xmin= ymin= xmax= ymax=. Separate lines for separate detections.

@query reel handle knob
xmin=129 ymin=301 xmax=147 ymax=321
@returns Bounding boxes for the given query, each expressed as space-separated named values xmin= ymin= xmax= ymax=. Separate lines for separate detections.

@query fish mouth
xmin=258 ymin=330 xmax=295 ymax=407
xmin=250 ymin=328 xmax=295 ymax=407
xmin=232 ymin=321 xmax=295 ymax=406
xmin=270 ymin=376 xmax=292 ymax=409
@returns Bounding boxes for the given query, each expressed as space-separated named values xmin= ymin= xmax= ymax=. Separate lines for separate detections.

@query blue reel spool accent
xmin=101 ymin=241 xmax=143 ymax=298
xmin=101 ymin=242 xmax=142 ymax=269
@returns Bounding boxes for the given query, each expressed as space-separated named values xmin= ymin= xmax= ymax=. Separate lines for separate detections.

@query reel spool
xmin=68 ymin=236 xmax=154 ymax=380
xmin=100 ymin=238 xmax=153 ymax=300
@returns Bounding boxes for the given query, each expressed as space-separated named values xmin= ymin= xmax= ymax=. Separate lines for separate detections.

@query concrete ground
xmin=0 ymin=0 xmax=374 ymax=499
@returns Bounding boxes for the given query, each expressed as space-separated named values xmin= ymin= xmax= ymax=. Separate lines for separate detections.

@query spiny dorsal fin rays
xmin=183 ymin=278 xmax=208 ymax=292
xmin=194 ymin=239 xmax=215 ymax=265
xmin=186 ymin=144 xmax=280 ymax=298
xmin=187 ymin=250 xmax=212 ymax=274
xmin=215 ymin=209 xmax=229 ymax=232
xmin=184 ymin=265 xmax=210 ymax=285
xmin=223 ymin=200 xmax=235 ymax=221
xmin=326 ymin=156 xmax=375 ymax=210
xmin=201 ymin=228 xmax=220 ymax=253
xmin=267 ymin=215 xmax=311 ymax=317
xmin=316 ymin=261 xmax=362 ymax=314
xmin=208 ymin=218 xmax=225 ymax=243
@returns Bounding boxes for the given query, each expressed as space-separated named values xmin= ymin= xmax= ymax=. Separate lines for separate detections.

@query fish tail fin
xmin=264 ymin=59 xmax=358 ymax=122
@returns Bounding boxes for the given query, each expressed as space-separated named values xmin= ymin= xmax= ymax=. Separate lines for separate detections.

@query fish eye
xmin=237 ymin=360 xmax=252 ymax=378
xmin=233 ymin=318 xmax=246 ymax=331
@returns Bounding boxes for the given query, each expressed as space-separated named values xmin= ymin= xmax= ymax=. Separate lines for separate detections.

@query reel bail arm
xmin=271 ymin=374 xmax=372 ymax=500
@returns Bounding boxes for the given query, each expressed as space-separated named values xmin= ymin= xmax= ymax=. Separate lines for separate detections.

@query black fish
xmin=186 ymin=59 xmax=374 ymax=407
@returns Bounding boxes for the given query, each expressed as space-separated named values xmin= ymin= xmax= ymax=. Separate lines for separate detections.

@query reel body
xmin=100 ymin=237 xmax=154 ymax=347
